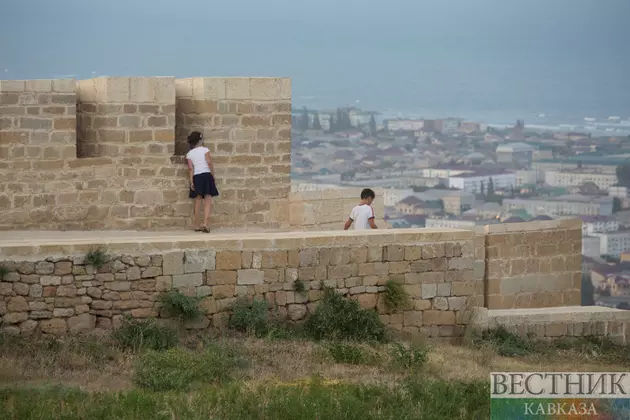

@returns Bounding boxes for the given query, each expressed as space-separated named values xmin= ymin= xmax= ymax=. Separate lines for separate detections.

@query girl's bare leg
xmin=194 ymin=196 xmax=202 ymax=229
xmin=203 ymin=196 xmax=212 ymax=229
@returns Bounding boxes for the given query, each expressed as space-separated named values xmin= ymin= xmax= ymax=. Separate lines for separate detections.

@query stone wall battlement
xmin=0 ymin=77 xmax=291 ymax=231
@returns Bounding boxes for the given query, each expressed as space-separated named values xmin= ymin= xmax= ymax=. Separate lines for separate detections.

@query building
xmin=579 ymin=215 xmax=619 ymax=235
xmin=582 ymin=236 xmax=602 ymax=258
xmin=385 ymin=119 xmax=425 ymax=132
xmin=447 ymin=171 xmax=517 ymax=194
xmin=395 ymin=196 xmax=442 ymax=215
xmin=418 ymin=189 xmax=475 ymax=215
xmin=382 ymin=188 xmax=415 ymax=207
xmin=422 ymin=168 xmax=472 ymax=179
xmin=544 ymin=170 xmax=618 ymax=191
xmin=594 ymin=230 xmax=630 ymax=257
xmin=496 ymin=143 xmax=536 ymax=166
xmin=609 ymin=186 xmax=629 ymax=199
xmin=514 ymin=170 xmax=539 ymax=186
xmin=503 ymin=195 xmax=614 ymax=217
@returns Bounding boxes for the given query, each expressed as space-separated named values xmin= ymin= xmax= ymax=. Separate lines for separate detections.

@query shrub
xmin=0 ymin=265 xmax=9 ymax=280
xmin=159 ymin=290 xmax=202 ymax=321
xmin=112 ymin=316 xmax=178 ymax=352
xmin=293 ymin=279 xmax=306 ymax=293
xmin=389 ymin=342 xmax=429 ymax=371
xmin=133 ymin=345 xmax=246 ymax=391
xmin=304 ymin=290 xmax=386 ymax=342
xmin=382 ymin=280 xmax=410 ymax=312
xmin=473 ymin=326 xmax=539 ymax=357
xmin=84 ymin=248 xmax=108 ymax=269
xmin=228 ymin=298 xmax=270 ymax=336
xmin=326 ymin=342 xmax=380 ymax=365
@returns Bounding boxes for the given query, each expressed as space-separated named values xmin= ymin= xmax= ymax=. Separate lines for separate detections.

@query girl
xmin=186 ymin=131 xmax=219 ymax=232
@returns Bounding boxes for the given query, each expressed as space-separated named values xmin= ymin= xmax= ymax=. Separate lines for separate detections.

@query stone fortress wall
xmin=1 ymin=76 xmax=629 ymax=342
xmin=0 ymin=77 xmax=292 ymax=231
xmin=2 ymin=219 xmax=628 ymax=343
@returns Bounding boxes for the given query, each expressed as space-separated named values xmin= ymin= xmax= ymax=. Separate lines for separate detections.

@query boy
xmin=344 ymin=188 xmax=378 ymax=230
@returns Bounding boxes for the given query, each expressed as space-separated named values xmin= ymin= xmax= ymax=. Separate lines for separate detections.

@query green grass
xmin=472 ymin=327 xmax=630 ymax=366
xmin=293 ymin=279 xmax=306 ymax=294
xmin=326 ymin=342 xmax=380 ymax=365
xmin=303 ymin=290 xmax=386 ymax=342
xmin=159 ymin=290 xmax=202 ymax=321
xmin=382 ymin=280 xmax=410 ymax=312
xmin=0 ymin=378 xmax=490 ymax=420
xmin=389 ymin=342 xmax=429 ymax=371
xmin=228 ymin=298 xmax=271 ymax=337
xmin=0 ymin=266 xmax=9 ymax=280
xmin=133 ymin=345 xmax=246 ymax=391
xmin=112 ymin=316 xmax=178 ymax=353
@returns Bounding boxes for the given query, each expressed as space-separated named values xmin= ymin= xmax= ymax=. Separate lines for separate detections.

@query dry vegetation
xmin=1 ymin=291 xmax=629 ymax=419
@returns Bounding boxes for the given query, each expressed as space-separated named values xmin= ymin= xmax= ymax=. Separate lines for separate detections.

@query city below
xmin=290 ymin=106 xmax=630 ymax=310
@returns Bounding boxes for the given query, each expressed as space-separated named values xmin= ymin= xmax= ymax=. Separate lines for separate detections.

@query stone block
xmin=184 ymin=250 xmax=216 ymax=273
xmin=173 ymin=273 xmax=203 ymax=289
xmin=385 ymin=245 xmax=404 ymax=262
xmin=403 ymin=310 xmax=423 ymax=327
xmin=40 ymin=318 xmax=67 ymax=335
xmin=238 ymin=269 xmax=264 ymax=285
xmin=432 ymin=297 xmax=449 ymax=310
xmin=421 ymin=284 xmax=437 ymax=299
xmin=163 ymin=252 xmax=184 ymax=275
xmin=423 ymin=310 xmax=456 ymax=326
xmin=68 ymin=313 xmax=96 ymax=334
xmin=216 ymin=251 xmax=242 ymax=270
xmin=7 ymin=296 xmax=28 ymax=312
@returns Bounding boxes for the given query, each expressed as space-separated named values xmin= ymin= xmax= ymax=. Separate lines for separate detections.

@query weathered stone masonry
xmin=0 ymin=77 xmax=291 ymax=230
xmin=0 ymin=230 xmax=482 ymax=338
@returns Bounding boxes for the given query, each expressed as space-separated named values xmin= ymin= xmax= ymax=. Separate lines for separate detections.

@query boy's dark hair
xmin=187 ymin=131 xmax=203 ymax=147
xmin=360 ymin=188 xmax=375 ymax=200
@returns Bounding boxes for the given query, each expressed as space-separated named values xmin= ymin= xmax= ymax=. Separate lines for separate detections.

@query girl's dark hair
xmin=187 ymin=131 xmax=203 ymax=147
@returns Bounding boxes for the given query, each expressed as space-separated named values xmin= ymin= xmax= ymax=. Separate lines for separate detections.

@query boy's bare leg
xmin=194 ymin=196 xmax=202 ymax=229
xmin=203 ymin=196 xmax=212 ymax=229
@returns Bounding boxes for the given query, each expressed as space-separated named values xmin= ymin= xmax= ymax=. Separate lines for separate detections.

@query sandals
xmin=194 ymin=226 xmax=210 ymax=233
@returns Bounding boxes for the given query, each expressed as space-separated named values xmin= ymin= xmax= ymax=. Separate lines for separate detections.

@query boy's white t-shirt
xmin=349 ymin=204 xmax=375 ymax=230
xmin=186 ymin=147 xmax=211 ymax=175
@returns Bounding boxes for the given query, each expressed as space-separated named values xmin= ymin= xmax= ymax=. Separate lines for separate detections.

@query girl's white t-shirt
xmin=186 ymin=147 xmax=211 ymax=175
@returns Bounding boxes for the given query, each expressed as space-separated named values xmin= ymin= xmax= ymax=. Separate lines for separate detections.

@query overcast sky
xmin=1 ymin=0 xmax=628 ymax=116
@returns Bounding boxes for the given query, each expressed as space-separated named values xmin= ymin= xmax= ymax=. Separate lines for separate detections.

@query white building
xmin=422 ymin=168 xmax=472 ymax=178
xmin=579 ymin=216 xmax=619 ymax=235
xmin=544 ymin=170 xmax=618 ymax=191
xmin=386 ymin=119 xmax=425 ymax=132
xmin=503 ymin=195 xmax=614 ymax=217
xmin=514 ymin=170 xmax=539 ymax=186
xmin=448 ymin=172 xmax=517 ymax=194
xmin=609 ymin=186 xmax=629 ymax=199
xmin=582 ymin=236 xmax=602 ymax=258
xmin=594 ymin=230 xmax=630 ymax=257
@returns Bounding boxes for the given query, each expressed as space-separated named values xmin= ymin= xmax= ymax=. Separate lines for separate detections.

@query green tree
xmin=487 ymin=178 xmax=495 ymax=197
xmin=613 ymin=197 xmax=623 ymax=212
xmin=369 ymin=115 xmax=377 ymax=136
xmin=616 ymin=163 xmax=630 ymax=187
xmin=581 ymin=273 xmax=595 ymax=306
xmin=312 ymin=112 xmax=322 ymax=130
